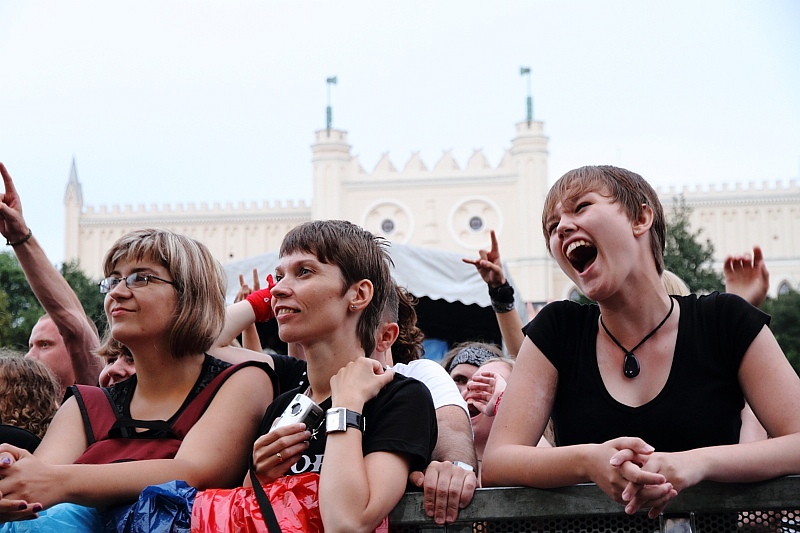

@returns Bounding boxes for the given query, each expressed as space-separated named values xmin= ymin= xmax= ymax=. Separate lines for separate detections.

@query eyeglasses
xmin=99 ymin=272 xmax=176 ymax=294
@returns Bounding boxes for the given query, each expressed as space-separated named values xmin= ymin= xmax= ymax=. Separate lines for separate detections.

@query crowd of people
xmin=0 ymin=160 xmax=796 ymax=531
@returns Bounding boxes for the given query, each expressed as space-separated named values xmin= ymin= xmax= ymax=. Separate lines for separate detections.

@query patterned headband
xmin=448 ymin=346 xmax=497 ymax=372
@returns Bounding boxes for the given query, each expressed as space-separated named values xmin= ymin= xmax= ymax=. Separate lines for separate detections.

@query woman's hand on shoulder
xmin=330 ymin=358 xmax=394 ymax=412
xmin=250 ymin=423 xmax=311 ymax=485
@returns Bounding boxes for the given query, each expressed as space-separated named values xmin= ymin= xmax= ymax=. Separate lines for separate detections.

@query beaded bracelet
xmin=6 ymin=229 xmax=32 ymax=247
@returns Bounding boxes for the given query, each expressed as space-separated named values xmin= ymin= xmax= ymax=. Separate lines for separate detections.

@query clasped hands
xmin=0 ymin=446 xmax=45 ymax=523
xmin=597 ymin=437 xmax=698 ymax=519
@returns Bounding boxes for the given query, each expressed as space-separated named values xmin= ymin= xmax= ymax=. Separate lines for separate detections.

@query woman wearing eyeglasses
xmin=0 ymin=228 xmax=274 ymax=527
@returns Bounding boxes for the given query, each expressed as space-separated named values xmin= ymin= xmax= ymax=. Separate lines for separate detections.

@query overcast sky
xmin=1 ymin=1 xmax=798 ymax=266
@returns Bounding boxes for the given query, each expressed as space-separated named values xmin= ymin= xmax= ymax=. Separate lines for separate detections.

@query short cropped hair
xmin=102 ymin=228 xmax=226 ymax=358
xmin=542 ymin=165 xmax=666 ymax=274
xmin=383 ymin=284 xmax=425 ymax=365
xmin=280 ymin=220 xmax=393 ymax=357
xmin=0 ymin=356 xmax=59 ymax=439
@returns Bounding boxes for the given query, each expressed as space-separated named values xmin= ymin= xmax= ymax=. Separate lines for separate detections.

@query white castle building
xmin=64 ymin=120 xmax=800 ymax=304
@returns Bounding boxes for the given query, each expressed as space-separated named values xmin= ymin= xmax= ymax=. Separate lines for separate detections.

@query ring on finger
xmin=276 ymin=452 xmax=283 ymax=463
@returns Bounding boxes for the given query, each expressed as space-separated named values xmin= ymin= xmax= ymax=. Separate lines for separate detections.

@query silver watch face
xmin=326 ymin=409 xmax=344 ymax=432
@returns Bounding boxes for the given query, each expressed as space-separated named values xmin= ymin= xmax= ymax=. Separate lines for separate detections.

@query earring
xmin=350 ymin=304 xmax=357 ymax=310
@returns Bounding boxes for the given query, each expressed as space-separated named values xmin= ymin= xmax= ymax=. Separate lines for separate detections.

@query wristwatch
xmin=452 ymin=461 xmax=475 ymax=473
xmin=325 ymin=407 xmax=365 ymax=434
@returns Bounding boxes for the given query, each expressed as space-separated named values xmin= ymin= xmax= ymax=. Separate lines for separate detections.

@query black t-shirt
xmin=524 ymin=292 xmax=770 ymax=452
xmin=271 ymin=354 xmax=309 ymax=395
xmin=260 ymin=373 xmax=437 ymax=475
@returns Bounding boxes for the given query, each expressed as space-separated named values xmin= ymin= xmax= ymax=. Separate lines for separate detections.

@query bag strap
xmin=249 ymin=465 xmax=282 ymax=533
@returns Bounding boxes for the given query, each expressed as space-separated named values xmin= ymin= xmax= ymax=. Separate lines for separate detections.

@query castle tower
xmin=311 ymin=128 xmax=353 ymax=221
xmin=63 ymin=158 xmax=83 ymax=265
xmin=506 ymin=120 xmax=553 ymax=302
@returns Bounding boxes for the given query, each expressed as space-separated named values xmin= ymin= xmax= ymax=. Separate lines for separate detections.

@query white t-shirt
xmin=392 ymin=359 xmax=468 ymax=415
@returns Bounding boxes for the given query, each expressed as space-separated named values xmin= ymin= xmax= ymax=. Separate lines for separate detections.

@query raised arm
xmin=462 ymin=230 xmax=524 ymax=355
xmin=0 ymin=163 xmax=101 ymax=386
xmin=724 ymin=245 xmax=769 ymax=308
xmin=234 ymin=269 xmax=264 ymax=352
xmin=209 ymin=287 xmax=275 ymax=368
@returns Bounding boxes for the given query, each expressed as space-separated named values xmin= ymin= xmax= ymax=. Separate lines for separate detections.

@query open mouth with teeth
xmin=467 ymin=402 xmax=481 ymax=418
xmin=566 ymin=240 xmax=598 ymax=273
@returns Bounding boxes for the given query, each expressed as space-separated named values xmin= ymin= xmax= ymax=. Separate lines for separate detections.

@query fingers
xmin=419 ymin=462 xmax=477 ymax=525
xmin=609 ymin=448 xmax=651 ymax=469
xmin=408 ymin=470 xmax=424 ymax=488
xmin=614 ymin=459 xmax=667 ymax=486
xmin=622 ymin=481 xmax=677 ymax=517
xmin=0 ymin=163 xmax=18 ymax=196
xmin=752 ymin=245 xmax=763 ymax=265
xmin=252 ymin=425 xmax=311 ymax=482
xmin=608 ymin=437 xmax=655 ymax=456
xmin=646 ymin=489 xmax=679 ymax=519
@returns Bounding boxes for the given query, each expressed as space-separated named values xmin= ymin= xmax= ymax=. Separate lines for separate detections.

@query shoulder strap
xmin=69 ymin=385 xmax=120 ymax=445
xmin=249 ymin=465 xmax=282 ymax=533
xmin=171 ymin=360 xmax=274 ymax=437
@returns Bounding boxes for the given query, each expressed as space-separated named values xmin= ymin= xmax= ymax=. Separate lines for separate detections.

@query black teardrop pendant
xmin=623 ymin=352 xmax=640 ymax=379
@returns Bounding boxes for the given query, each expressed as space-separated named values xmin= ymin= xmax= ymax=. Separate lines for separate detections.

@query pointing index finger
xmin=0 ymin=163 xmax=17 ymax=196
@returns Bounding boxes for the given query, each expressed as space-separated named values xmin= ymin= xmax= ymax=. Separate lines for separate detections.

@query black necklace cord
xmin=600 ymin=297 xmax=675 ymax=379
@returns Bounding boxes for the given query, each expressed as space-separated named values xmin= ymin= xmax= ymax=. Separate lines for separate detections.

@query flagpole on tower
xmin=326 ymin=76 xmax=337 ymax=136
xmin=520 ymin=66 xmax=532 ymax=126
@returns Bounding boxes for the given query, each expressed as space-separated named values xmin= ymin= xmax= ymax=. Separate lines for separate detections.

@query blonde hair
xmin=102 ymin=228 xmax=226 ymax=358
xmin=661 ymin=270 xmax=691 ymax=296
xmin=0 ymin=357 xmax=59 ymax=438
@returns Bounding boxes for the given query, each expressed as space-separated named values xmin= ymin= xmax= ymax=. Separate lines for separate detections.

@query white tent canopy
xmin=223 ymin=241 xmax=528 ymax=322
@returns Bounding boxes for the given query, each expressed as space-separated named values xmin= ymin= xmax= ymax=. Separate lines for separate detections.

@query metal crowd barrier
xmin=389 ymin=475 xmax=800 ymax=532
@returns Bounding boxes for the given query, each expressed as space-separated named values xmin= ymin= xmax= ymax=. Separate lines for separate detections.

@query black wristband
xmin=488 ymin=281 xmax=514 ymax=303
xmin=489 ymin=281 xmax=515 ymax=314
xmin=6 ymin=229 xmax=32 ymax=247
xmin=491 ymin=300 xmax=515 ymax=314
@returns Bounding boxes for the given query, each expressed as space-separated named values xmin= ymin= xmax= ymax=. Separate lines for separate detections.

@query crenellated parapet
xmin=71 ymin=194 xmax=311 ymax=278
xmin=657 ymin=179 xmax=800 ymax=207
xmin=65 ymin=119 xmax=799 ymax=300
xmin=81 ymin=198 xmax=310 ymax=218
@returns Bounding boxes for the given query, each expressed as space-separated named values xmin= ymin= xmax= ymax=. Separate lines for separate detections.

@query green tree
xmin=0 ymin=289 xmax=12 ymax=346
xmin=0 ymin=252 xmax=104 ymax=350
xmin=0 ymin=251 xmax=43 ymax=349
xmin=762 ymin=289 xmax=800 ymax=376
xmin=61 ymin=260 xmax=106 ymax=335
xmin=664 ymin=196 xmax=723 ymax=293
